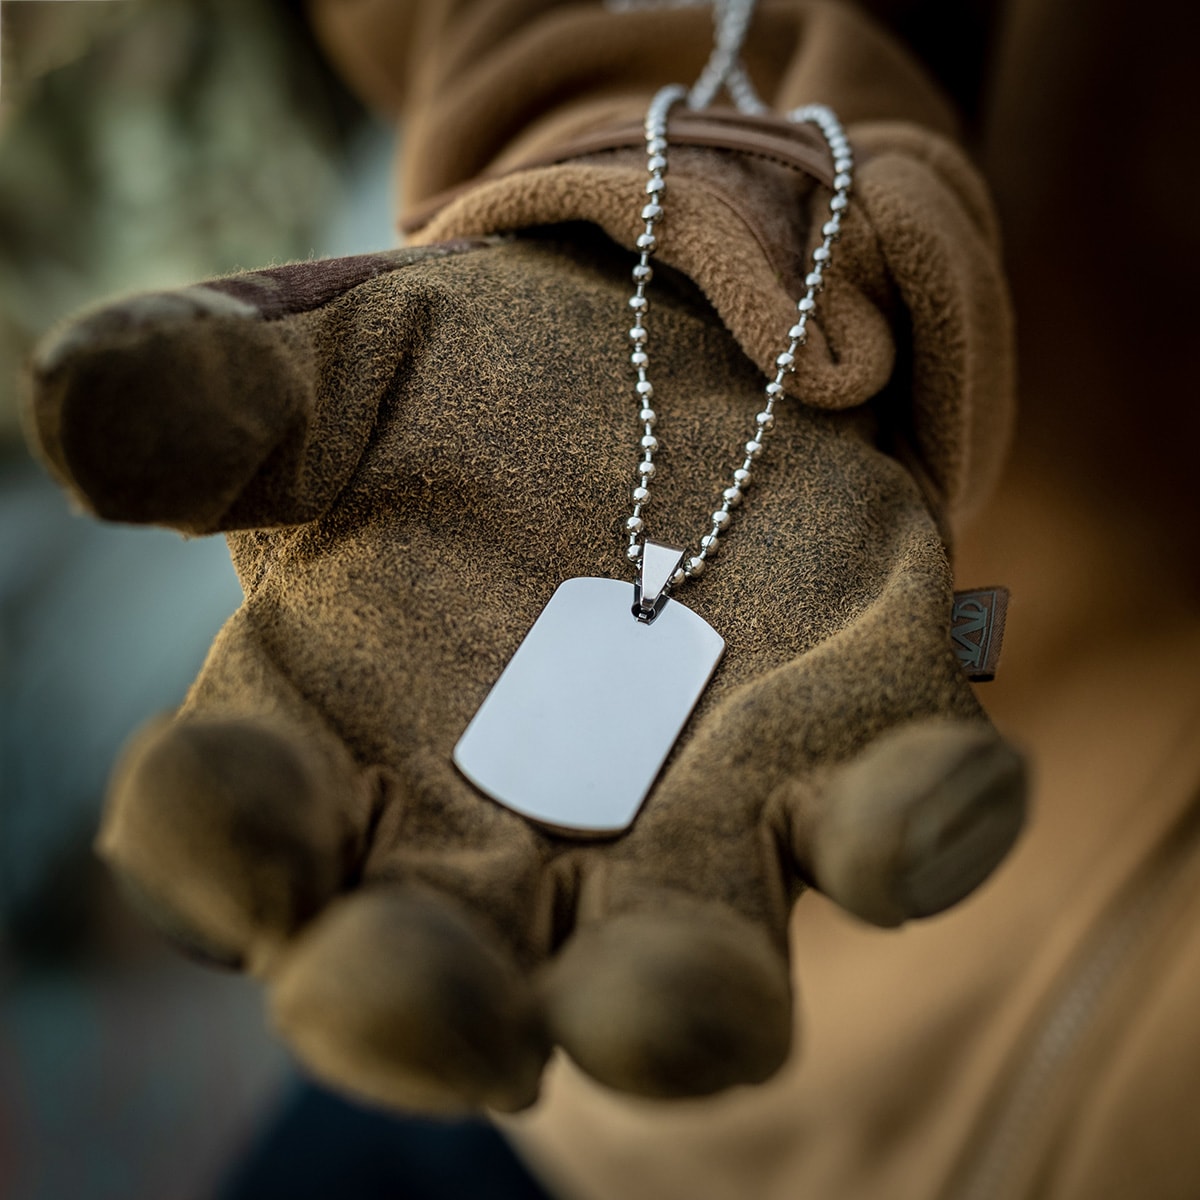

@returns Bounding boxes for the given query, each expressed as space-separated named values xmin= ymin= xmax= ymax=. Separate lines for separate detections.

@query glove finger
xmin=99 ymin=711 xmax=366 ymax=970
xmin=359 ymin=749 xmax=557 ymax=969
xmin=268 ymin=884 xmax=550 ymax=1114
xmin=541 ymin=895 xmax=793 ymax=1099
xmin=781 ymin=716 xmax=1027 ymax=927
xmin=25 ymin=244 xmax=479 ymax=533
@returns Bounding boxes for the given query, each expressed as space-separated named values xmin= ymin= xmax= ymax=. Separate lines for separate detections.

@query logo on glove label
xmin=951 ymin=587 xmax=1009 ymax=682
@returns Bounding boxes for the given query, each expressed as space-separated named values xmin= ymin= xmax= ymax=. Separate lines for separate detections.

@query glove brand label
xmin=951 ymin=587 xmax=1010 ymax=682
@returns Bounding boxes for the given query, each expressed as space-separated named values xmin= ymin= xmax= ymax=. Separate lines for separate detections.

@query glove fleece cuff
xmin=407 ymin=115 xmax=1011 ymax=528
xmin=312 ymin=0 xmax=1014 ymax=527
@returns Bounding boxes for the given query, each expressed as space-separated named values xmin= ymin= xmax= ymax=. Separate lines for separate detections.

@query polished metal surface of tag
xmin=453 ymin=577 xmax=724 ymax=836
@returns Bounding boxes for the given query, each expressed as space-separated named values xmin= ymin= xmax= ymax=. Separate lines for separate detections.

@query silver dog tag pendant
xmin=453 ymin=571 xmax=724 ymax=837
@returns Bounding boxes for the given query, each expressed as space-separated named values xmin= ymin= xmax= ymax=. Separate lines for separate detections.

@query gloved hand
xmin=25 ymin=221 xmax=1024 ymax=1113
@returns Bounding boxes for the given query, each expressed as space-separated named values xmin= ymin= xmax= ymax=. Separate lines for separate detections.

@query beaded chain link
xmin=687 ymin=0 xmax=760 ymax=111
xmin=623 ymin=84 xmax=855 ymax=586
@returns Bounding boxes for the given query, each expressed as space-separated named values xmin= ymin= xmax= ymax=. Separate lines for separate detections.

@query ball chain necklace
xmin=455 ymin=1 xmax=854 ymax=835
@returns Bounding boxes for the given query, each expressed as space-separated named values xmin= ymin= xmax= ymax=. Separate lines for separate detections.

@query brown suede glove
xmin=26 ymin=221 xmax=1024 ymax=1112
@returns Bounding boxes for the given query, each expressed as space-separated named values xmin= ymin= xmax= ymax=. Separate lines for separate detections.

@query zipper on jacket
xmin=944 ymin=788 xmax=1200 ymax=1200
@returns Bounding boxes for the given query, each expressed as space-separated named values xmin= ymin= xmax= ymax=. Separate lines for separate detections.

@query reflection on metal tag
xmin=453 ymin=577 xmax=724 ymax=836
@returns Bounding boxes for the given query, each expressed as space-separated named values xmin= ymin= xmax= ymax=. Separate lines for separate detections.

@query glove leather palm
xmin=28 ymin=228 xmax=1024 ymax=1111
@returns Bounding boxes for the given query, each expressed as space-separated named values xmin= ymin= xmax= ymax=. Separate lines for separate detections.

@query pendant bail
xmin=633 ymin=539 xmax=686 ymax=623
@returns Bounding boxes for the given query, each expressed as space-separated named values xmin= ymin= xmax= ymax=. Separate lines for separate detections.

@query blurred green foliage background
xmin=0 ymin=4 xmax=397 ymax=1196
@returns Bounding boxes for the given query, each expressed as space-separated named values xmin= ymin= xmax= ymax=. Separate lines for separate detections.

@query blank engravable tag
xmin=453 ymin=576 xmax=724 ymax=836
